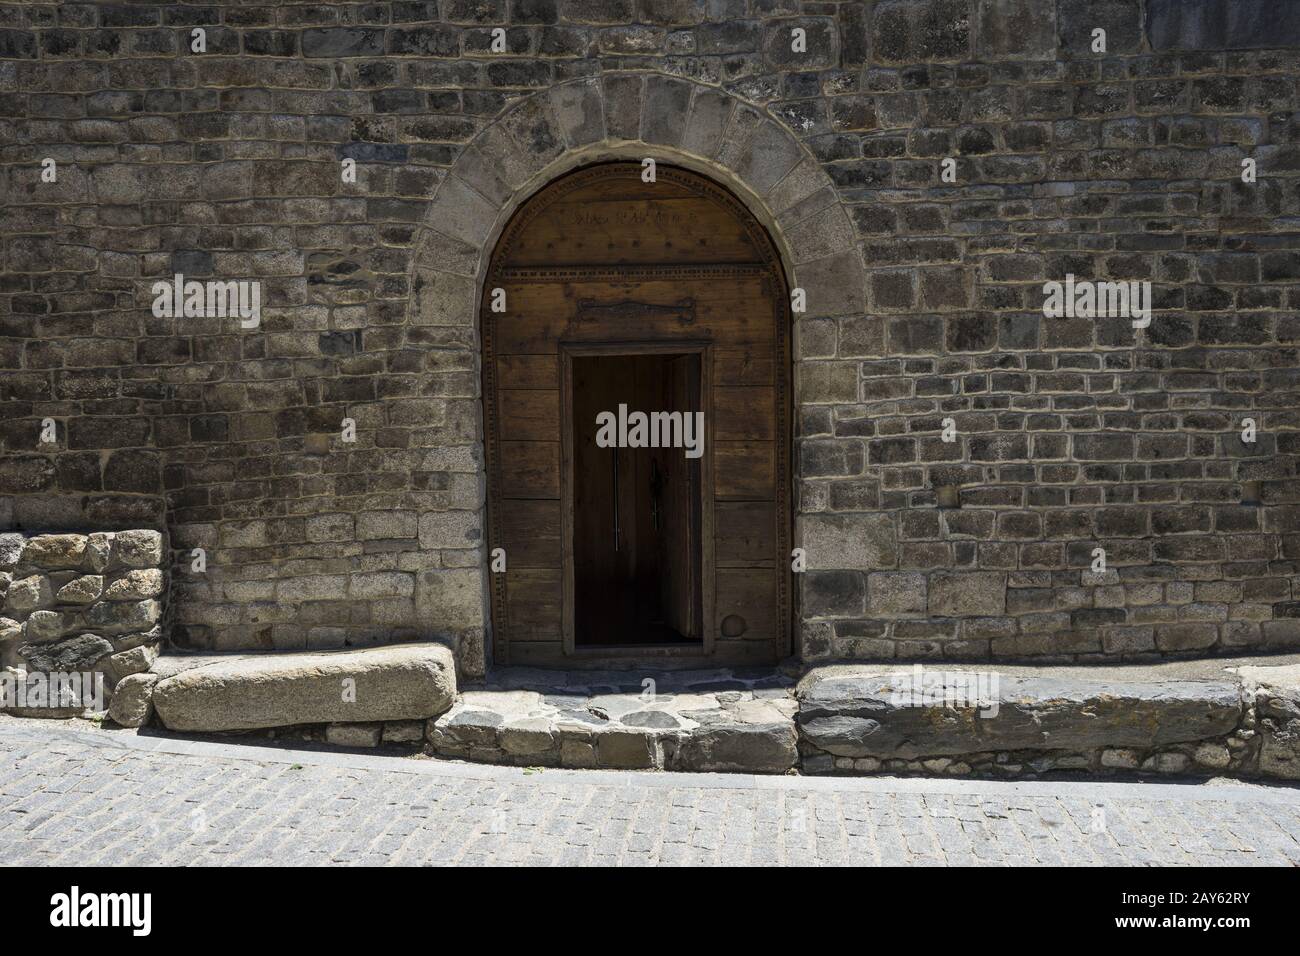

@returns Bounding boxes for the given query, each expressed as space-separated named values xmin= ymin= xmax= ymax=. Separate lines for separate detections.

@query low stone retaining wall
xmin=0 ymin=531 xmax=165 ymax=716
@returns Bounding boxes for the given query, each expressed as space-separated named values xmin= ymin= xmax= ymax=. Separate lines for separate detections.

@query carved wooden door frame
xmin=481 ymin=162 xmax=792 ymax=668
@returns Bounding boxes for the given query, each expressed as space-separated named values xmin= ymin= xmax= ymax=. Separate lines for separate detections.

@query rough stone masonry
xmin=1 ymin=0 xmax=1299 ymax=678
xmin=0 ymin=530 xmax=166 ymax=713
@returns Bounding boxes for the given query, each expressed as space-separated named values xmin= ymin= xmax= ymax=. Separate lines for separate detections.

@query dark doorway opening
xmin=571 ymin=352 xmax=703 ymax=647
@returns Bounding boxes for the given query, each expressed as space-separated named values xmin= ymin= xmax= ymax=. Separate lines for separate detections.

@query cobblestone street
xmin=1 ymin=718 xmax=1298 ymax=867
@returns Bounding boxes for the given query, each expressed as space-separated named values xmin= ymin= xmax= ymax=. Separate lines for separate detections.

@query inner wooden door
xmin=570 ymin=351 xmax=702 ymax=647
xmin=481 ymin=162 xmax=791 ymax=668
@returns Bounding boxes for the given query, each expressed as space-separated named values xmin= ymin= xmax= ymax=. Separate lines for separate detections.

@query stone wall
xmin=0 ymin=530 xmax=165 ymax=714
xmin=0 ymin=1 xmax=1298 ymax=671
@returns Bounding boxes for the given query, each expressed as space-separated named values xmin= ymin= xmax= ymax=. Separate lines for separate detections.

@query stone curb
xmin=2 ymin=715 xmax=1297 ymax=806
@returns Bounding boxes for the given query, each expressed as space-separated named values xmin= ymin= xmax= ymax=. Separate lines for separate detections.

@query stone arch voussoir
xmin=409 ymin=71 xmax=867 ymax=331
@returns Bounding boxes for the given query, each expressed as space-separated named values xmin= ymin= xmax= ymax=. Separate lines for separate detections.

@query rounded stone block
xmin=112 ymin=530 xmax=163 ymax=570
xmin=108 ymin=672 xmax=159 ymax=728
xmin=6 ymin=574 xmax=53 ymax=613
xmin=23 ymin=534 xmax=88 ymax=571
xmin=108 ymin=642 xmax=159 ymax=680
xmin=0 ymin=534 xmax=24 ymax=570
xmin=104 ymin=569 xmax=163 ymax=601
xmin=23 ymin=610 xmax=70 ymax=643
xmin=56 ymin=575 xmax=104 ymax=605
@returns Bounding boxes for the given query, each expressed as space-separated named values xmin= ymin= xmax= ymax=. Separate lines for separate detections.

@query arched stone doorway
xmin=407 ymin=72 xmax=869 ymax=677
xmin=482 ymin=162 xmax=792 ymax=668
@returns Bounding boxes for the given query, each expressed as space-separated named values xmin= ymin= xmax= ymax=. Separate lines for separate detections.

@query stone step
xmin=150 ymin=643 xmax=457 ymax=733
xmin=794 ymin=661 xmax=1300 ymax=778
xmin=428 ymin=668 xmax=798 ymax=773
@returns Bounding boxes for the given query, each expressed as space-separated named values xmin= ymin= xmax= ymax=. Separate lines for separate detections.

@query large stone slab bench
xmin=796 ymin=663 xmax=1255 ymax=776
xmin=150 ymin=643 xmax=456 ymax=733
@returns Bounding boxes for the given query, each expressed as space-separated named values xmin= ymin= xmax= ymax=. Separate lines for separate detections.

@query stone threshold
xmin=429 ymin=667 xmax=799 ymax=772
xmin=33 ymin=645 xmax=1300 ymax=782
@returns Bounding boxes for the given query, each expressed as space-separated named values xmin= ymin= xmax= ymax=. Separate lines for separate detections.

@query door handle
xmin=650 ymin=457 xmax=663 ymax=531
xmin=612 ymin=447 xmax=621 ymax=552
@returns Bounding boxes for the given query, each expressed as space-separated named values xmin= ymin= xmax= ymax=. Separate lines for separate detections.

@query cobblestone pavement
xmin=1 ymin=718 xmax=1298 ymax=866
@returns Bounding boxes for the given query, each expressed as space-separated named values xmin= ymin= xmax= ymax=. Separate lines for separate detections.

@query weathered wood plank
xmin=506 ymin=568 xmax=562 ymax=641
xmin=714 ymin=440 xmax=774 ymax=500
xmin=714 ymin=347 xmax=775 ymax=386
xmin=715 ymin=386 xmax=775 ymax=441
xmin=496 ymin=499 xmax=562 ymax=567
xmin=497 ymin=388 xmax=559 ymax=441
xmin=715 ymin=568 xmax=776 ymax=642
xmin=715 ymin=501 xmax=776 ymax=567
xmin=498 ymin=441 xmax=560 ymax=498
xmin=497 ymin=354 xmax=559 ymax=389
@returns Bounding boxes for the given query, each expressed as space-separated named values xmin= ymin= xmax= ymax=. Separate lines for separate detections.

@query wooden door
xmin=569 ymin=349 xmax=702 ymax=648
xmin=482 ymin=163 xmax=791 ymax=668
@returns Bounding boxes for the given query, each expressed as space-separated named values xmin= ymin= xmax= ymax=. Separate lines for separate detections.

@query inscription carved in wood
xmin=576 ymin=297 xmax=696 ymax=325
